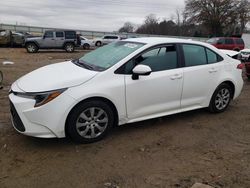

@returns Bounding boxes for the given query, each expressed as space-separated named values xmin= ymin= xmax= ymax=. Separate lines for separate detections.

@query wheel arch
xmin=65 ymin=96 xmax=119 ymax=136
xmin=95 ymin=41 xmax=102 ymax=46
xmin=63 ymin=41 xmax=75 ymax=48
xmin=216 ymin=80 xmax=235 ymax=99
xmin=25 ymin=41 xmax=39 ymax=48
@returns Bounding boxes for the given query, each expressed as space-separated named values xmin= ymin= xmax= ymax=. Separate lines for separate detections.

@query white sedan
xmin=9 ymin=38 xmax=243 ymax=143
xmin=80 ymin=36 xmax=95 ymax=49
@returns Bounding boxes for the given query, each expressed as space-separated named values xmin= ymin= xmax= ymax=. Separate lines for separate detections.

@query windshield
xmin=78 ymin=41 xmax=144 ymax=71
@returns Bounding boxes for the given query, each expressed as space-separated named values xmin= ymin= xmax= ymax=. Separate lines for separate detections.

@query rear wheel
xmin=209 ymin=83 xmax=232 ymax=113
xmin=65 ymin=43 xmax=75 ymax=52
xmin=66 ymin=100 xmax=114 ymax=143
xmin=0 ymin=70 xmax=3 ymax=86
xmin=26 ymin=43 xmax=38 ymax=53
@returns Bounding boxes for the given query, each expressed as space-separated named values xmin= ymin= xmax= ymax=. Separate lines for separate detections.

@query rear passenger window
xmin=183 ymin=45 xmax=207 ymax=67
xmin=206 ymin=49 xmax=218 ymax=64
xmin=225 ymin=38 xmax=234 ymax=44
xmin=56 ymin=32 xmax=64 ymax=38
xmin=236 ymin=38 xmax=244 ymax=45
xmin=65 ymin=31 xmax=76 ymax=39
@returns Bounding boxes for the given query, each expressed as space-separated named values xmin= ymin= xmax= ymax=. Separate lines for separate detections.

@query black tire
xmin=65 ymin=43 xmax=75 ymax=53
xmin=83 ymin=43 xmax=90 ymax=50
xmin=26 ymin=43 xmax=38 ymax=53
xmin=209 ymin=83 xmax=232 ymax=113
xmin=95 ymin=41 xmax=102 ymax=47
xmin=0 ymin=70 xmax=3 ymax=84
xmin=66 ymin=100 xmax=115 ymax=143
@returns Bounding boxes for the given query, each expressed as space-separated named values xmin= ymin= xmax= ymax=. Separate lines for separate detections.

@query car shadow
xmin=20 ymin=108 xmax=212 ymax=147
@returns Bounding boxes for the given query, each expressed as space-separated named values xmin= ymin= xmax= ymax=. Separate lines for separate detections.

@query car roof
xmin=45 ymin=30 xmax=76 ymax=32
xmin=124 ymin=37 xmax=207 ymax=46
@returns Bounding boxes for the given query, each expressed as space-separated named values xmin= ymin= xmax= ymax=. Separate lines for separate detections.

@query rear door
xmin=55 ymin=31 xmax=65 ymax=47
xmin=180 ymin=44 xmax=223 ymax=108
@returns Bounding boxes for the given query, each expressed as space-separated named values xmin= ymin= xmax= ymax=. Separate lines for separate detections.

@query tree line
xmin=118 ymin=0 xmax=250 ymax=37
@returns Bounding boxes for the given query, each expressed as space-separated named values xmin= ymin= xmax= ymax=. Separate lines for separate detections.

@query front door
xmin=40 ymin=31 xmax=56 ymax=48
xmin=125 ymin=44 xmax=183 ymax=120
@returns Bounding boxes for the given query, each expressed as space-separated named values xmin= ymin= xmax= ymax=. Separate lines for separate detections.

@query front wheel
xmin=65 ymin=43 xmax=75 ymax=53
xmin=83 ymin=43 xmax=90 ymax=50
xmin=95 ymin=41 xmax=102 ymax=47
xmin=66 ymin=100 xmax=114 ymax=143
xmin=209 ymin=83 xmax=232 ymax=113
xmin=26 ymin=43 xmax=38 ymax=53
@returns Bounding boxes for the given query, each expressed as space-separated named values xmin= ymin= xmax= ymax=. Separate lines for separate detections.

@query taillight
xmin=237 ymin=63 xmax=244 ymax=69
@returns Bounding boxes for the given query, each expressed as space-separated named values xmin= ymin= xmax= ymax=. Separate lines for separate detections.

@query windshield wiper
xmin=72 ymin=59 xmax=95 ymax=70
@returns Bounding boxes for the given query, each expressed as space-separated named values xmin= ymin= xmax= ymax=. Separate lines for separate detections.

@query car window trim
xmin=114 ymin=43 xmax=182 ymax=75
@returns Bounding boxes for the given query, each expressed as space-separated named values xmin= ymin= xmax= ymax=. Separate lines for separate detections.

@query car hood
xmin=16 ymin=61 xmax=98 ymax=92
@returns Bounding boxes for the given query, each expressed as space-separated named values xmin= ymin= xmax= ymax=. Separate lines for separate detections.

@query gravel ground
xmin=0 ymin=48 xmax=250 ymax=188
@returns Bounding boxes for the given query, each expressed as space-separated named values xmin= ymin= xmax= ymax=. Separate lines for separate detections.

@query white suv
xmin=9 ymin=38 xmax=243 ymax=143
xmin=94 ymin=35 xmax=120 ymax=46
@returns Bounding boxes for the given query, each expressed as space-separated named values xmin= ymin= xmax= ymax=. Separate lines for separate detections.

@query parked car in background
xmin=207 ymin=37 xmax=245 ymax=51
xmin=12 ymin=32 xmax=25 ymax=46
xmin=240 ymin=48 xmax=250 ymax=61
xmin=15 ymin=31 xmax=34 ymax=38
xmin=94 ymin=35 xmax=120 ymax=46
xmin=24 ymin=30 xmax=78 ymax=53
xmin=0 ymin=30 xmax=25 ymax=47
xmin=80 ymin=36 xmax=95 ymax=49
xmin=9 ymin=37 xmax=243 ymax=143
xmin=220 ymin=49 xmax=241 ymax=60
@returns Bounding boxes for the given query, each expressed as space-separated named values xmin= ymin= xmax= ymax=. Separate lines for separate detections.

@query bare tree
xmin=136 ymin=14 xmax=159 ymax=34
xmin=184 ymin=0 xmax=250 ymax=36
xmin=118 ymin=22 xmax=135 ymax=33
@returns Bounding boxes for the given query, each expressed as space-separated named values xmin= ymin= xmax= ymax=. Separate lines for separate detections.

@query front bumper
xmin=9 ymin=90 xmax=77 ymax=138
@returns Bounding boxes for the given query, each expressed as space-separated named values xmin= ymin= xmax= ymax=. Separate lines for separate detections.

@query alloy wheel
xmin=76 ymin=107 xmax=108 ymax=139
xmin=215 ymin=88 xmax=230 ymax=110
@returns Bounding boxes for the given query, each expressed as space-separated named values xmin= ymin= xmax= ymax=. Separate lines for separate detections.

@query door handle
xmin=170 ymin=74 xmax=182 ymax=80
xmin=209 ymin=68 xmax=218 ymax=73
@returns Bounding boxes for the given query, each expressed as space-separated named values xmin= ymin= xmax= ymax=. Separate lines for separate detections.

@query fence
xmin=0 ymin=23 xmax=208 ymax=41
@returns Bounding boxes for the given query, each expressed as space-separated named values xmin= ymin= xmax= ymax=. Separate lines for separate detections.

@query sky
xmin=0 ymin=0 xmax=185 ymax=32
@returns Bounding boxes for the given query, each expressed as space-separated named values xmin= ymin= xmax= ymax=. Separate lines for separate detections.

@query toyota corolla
xmin=9 ymin=38 xmax=243 ymax=143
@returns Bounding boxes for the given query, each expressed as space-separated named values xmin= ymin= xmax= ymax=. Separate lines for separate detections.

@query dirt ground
xmin=0 ymin=48 xmax=250 ymax=188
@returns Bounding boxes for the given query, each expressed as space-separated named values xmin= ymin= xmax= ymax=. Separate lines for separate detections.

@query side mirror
xmin=132 ymin=64 xmax=152 ymax=80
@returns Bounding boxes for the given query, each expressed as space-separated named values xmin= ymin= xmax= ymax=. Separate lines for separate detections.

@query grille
xmin=9 ymin=101 xmax=25 ymax=132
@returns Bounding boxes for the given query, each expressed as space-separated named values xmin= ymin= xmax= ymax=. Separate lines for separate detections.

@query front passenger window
xmin=136 ymin=45 xmax=178 ymax=72
xmin=44 ymin=31 xmax=53 ymax=38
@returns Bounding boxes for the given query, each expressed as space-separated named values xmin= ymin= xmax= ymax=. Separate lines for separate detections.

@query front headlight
xmin=13 ymin=88 xmax=67 ymax=107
